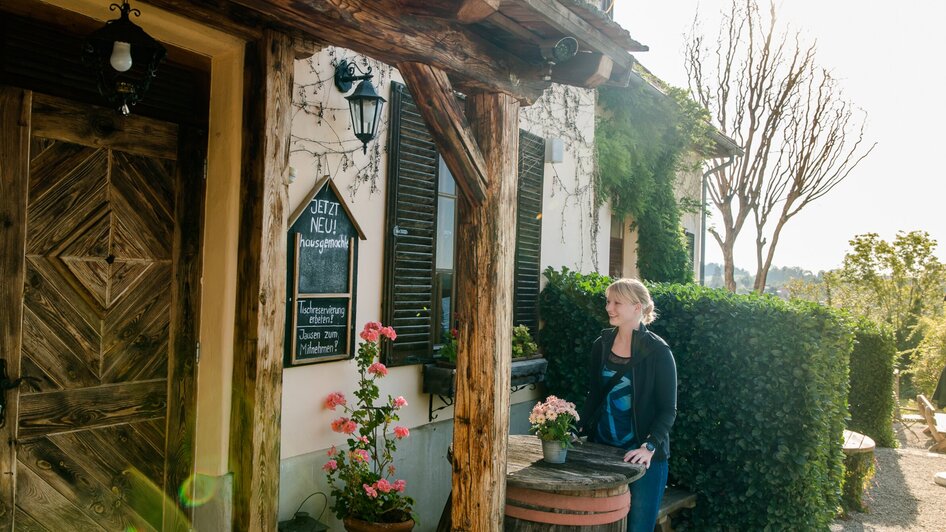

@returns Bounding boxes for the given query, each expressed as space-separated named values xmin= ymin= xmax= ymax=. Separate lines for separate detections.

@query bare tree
xmin=686 ymin=0 xmax=875 ymax=292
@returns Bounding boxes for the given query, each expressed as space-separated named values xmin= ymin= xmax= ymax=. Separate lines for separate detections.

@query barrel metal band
xmin=505 ymin=487 xmax=630 ymax=526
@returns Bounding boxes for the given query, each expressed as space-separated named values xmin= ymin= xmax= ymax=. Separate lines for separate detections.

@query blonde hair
xmin=606 ymin=278 xmax=657 ymax=325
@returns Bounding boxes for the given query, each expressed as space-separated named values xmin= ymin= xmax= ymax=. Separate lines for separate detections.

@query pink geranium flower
xmin=351 ymin=449 xmax=371 ymax=463
xmin=322 ymin=321 xmax=411 ymax=519
xmin=376 ymin=478 xmax=393 ymax=493
xmin=331 ymin=417 xmax=358 ymax=434
xmin=368 ymin=362 xmax=388 ymax=377
xmin=324 ymin=392 xmax=346 ymax=410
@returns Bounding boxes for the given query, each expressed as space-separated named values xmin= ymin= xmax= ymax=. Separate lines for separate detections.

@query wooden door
xmin=0 ymin=87 xmax=203 ymax=531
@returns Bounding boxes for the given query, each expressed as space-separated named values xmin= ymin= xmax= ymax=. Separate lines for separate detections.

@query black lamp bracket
xmin=334 ymin=60 xmax=374 ymax=93
xmin=110 ymin=1 xmax=141 ymax=19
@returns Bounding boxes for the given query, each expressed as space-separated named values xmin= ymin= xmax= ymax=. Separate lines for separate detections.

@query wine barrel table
xmin=505 ymin=435 xmax=646 ymax=531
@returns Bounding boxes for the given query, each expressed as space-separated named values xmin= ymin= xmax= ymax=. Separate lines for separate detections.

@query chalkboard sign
xmin=285 ymin=177 xmax=366 ymax=366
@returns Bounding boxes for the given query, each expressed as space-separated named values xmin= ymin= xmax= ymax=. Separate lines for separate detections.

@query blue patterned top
xmin=595 ymin=352 xmax=635 ymax=449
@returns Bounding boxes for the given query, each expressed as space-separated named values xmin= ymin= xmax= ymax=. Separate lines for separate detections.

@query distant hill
xmin=704 ymin=263 xmax=821 ymax=295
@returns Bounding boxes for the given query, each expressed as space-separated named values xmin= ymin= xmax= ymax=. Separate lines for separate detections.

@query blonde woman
xmin=579 ymin=278 xmax=677 ymax=532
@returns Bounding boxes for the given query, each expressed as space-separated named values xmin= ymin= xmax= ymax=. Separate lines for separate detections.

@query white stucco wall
xmin=278 ymin=49 xmax=607 ymax=527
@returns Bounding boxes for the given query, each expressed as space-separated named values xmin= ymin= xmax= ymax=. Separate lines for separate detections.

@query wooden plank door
xmin=0 ymin=87 xmax=202 ymax=531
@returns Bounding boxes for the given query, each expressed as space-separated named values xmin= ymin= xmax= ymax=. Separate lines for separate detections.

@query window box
xmin=422 ymin=357 xmax=549 ymax=398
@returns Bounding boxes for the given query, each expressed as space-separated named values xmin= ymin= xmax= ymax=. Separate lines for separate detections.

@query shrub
xmin=909 ymin=315 xmax=946 ymax=401
xmin=539 ymin=268 xmax=852 ymax=530
xmin=848 ymin=318 xmax=897 ymax=447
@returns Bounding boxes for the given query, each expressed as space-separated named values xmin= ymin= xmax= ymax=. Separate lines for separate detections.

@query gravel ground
xmin=830 ymin=420 xmax=946 ymax=532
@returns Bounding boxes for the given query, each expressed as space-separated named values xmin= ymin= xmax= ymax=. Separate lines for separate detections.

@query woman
xmin=579 ymin=278 xmax=677 ymax=532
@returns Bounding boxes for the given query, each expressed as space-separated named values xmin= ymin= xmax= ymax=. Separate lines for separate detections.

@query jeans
xmin=627 ymin=458 xmax=668 ymax=532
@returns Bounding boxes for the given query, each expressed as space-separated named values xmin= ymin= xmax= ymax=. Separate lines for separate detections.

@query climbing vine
xmin=291 ymin=47 xmax=395 ymax=199
xmin=596 ymin=77 xmax=711 ymax=283
xmin=520 ymin=84 xmax=600 ymax=270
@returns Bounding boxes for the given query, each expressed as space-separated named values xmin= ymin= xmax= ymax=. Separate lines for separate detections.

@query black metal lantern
xmin=334 ymin=60 xmax=386 ymax=154
xmin=82 ymin=0 xmax=166 ymax=116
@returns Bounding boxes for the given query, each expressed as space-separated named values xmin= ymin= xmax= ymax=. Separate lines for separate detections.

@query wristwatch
xmin=643 ymin=441 xmax=656 ymax=453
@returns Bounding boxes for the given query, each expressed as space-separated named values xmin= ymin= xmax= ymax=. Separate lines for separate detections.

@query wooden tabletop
xmin=506 ymin=435 xmax=646 ymax=491
xmin=842 ymin=429 xmax=876 ymax=454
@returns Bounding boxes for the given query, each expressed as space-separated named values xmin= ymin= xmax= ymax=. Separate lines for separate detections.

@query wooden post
xmin=451 ymin=91 xmax=519 ymax=531
xmin=229 ymin=29 xmax=293 ymax=532
xmin=0 ymin=86 xmax=30 ymax=527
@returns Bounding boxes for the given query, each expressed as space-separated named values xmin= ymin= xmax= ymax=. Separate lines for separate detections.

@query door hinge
xmin=202 ymin=159 xmax=208 ymax=180
xmin=196 ymin=341 xmax=201 ymax=364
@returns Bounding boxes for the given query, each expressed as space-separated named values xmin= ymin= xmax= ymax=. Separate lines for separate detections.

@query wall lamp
xmin=334 ymin=60 xmax=386 ymax=154
xmin=82 ymin=0 xmax=166 ymax=116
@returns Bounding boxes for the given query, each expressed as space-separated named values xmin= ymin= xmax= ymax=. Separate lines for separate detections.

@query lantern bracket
xmin=334 ymin=60 xmax=374 ymax=93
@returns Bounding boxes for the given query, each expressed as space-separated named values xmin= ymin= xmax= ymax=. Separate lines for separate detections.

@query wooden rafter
xmin=397 ymin=62 xmax=489 ymax=206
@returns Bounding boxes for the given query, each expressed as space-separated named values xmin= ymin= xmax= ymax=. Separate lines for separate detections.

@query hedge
xmin=848 ymin=318 xmax=897 ymax=448
xmin=539 ymin=267 xmax=852 ymax=530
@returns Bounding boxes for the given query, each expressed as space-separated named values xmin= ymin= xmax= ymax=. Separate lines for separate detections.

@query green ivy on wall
xmin=596 ymin=79 xmax=711 ymax=283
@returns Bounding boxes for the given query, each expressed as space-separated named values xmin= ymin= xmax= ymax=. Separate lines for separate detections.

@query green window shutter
xmin=514 ymin=130 xmax=545 ymax=335
xmin=382 ymin=82 xmax=438 ymax=366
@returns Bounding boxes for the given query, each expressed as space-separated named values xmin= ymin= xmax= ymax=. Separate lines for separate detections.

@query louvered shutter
xmin=382 ymin=82 xmax=438 ymax=366
xmin=514 ymin=130 xmax=545 ymax=335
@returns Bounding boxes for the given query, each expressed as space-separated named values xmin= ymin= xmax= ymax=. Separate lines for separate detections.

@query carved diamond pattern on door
xmin=15 ymin=128 xmax=178 ymax=529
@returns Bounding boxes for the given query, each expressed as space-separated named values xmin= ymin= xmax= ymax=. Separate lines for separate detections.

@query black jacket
xmin=579 ymin=324 xmax=677 ymax=460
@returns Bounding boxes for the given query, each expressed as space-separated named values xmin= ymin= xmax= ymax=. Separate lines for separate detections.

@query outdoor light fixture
xmin=334 ymin=59 xmax=386 ymax=154
xmin=82 ymin=0 xmax=166 ymax=116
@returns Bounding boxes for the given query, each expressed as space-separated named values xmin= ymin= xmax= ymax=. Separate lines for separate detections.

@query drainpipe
xmin=700 ymin=156 xmax=735 ymax=285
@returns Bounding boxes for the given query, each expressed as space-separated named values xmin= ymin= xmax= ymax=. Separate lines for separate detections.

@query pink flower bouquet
xmin=323 ymin=322 xmax=415 ymax=524
xmin=528 ymin=395 xmax=580 ymax=448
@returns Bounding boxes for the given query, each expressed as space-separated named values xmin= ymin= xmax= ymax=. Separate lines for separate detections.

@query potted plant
xmin=511 ymin=324 xmax=539 ymax=360
xmin=436 ymin=328 xmax=459 ymax=367
xmin=323 ymin=322 xmax=417 ymax=530
xmin=529 ymin=396 xmax=580 ymax=464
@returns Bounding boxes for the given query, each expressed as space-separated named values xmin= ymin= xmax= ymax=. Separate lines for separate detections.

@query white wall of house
xmin=677 ymin=156 xmax=705 ymax=279
xmin=278 ymin=48 xmax=606 ymax=529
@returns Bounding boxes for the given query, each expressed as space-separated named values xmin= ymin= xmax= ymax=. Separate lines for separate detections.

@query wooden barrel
xmin=505 ymin=435 xmax=644 ymax=531
xmin=505 ymin=484 xmax=629 ymax=530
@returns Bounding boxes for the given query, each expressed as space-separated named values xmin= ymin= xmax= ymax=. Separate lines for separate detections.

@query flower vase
xmin=343 ymin=516 xmax=415 ymax=532
xmin=541 ymin=438 xmax=568 ymax=464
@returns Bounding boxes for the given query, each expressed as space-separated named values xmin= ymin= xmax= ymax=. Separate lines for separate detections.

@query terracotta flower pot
xmin=343 ymin=516 xmax=415 ymax=532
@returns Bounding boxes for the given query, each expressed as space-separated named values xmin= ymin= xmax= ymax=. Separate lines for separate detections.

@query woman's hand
xmin=623 ymin=444 xmax=654 ymax=469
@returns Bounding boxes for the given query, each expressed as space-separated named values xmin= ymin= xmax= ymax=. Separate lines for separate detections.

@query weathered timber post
xmin=452 ymin=92 xmax=520 ymax=531
xmin=230 ymin=29 xmax=293 ymax=532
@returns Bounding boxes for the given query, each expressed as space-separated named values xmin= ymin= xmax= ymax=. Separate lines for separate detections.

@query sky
xmin=613 ymin=1 xmax=946 ymax=274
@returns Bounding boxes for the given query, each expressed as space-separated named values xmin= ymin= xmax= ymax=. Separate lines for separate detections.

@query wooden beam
xmin=226 ymin=0 xmax=548 ymax=104
xmin=229 ymin=29 xmax=293 ymax=532
xmin=513 ymin=0 xmax=635 ymax=69
xmin=551 ymin=53 xmax=613 ymax=88
xmin=131 ymin=0 xmax=263 ymax=41
xmin=397 ymin=62 xmax=489 ymax=206
xmin=451 ymin=91 xmax=519 ymax=531
xmin=458 ymin=0 xmax=500 ymax=22
xmin=0 ymin=86 xmax=31 ymax=528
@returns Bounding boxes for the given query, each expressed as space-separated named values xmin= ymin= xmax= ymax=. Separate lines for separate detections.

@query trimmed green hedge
xmin=539 ymin=268 xmax=852 ymax=530
xmin=849 ymin=318 xmax=897 ymax=447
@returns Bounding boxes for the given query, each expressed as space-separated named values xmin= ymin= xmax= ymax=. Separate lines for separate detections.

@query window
xmin=382 ymin=82 xmax=545 ymax=366
xmin=609 ymin=215 xmax=625 ymax=278
xmin=685 ymin=230 xmax=695 ymax=268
